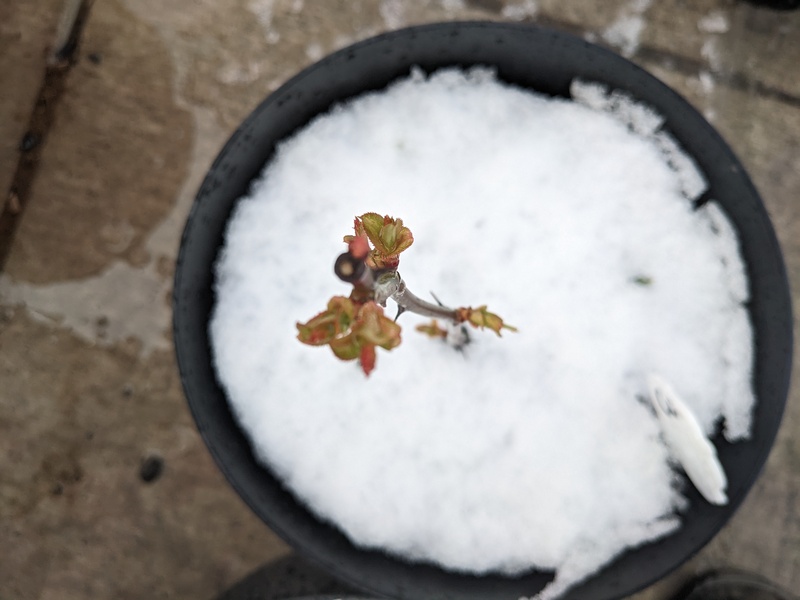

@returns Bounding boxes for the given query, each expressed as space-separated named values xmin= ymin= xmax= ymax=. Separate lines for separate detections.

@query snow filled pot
xmin=173 ymin=22 xmax=793 ymax=600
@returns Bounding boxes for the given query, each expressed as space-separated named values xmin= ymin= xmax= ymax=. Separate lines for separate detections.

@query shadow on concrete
xmin=214 ymin=554 xmax=373 ymax=600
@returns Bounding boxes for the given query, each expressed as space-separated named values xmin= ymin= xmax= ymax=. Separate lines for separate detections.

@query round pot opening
xmin=173 ymin=21 xmax=793 ymax=600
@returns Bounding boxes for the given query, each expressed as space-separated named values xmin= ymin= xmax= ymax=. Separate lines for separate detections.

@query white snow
xmin=379 ymin=0 xmax=406 ymax=29
xmin=601 ymin=0 xmax=653 ymax=58
xmin=305 ymin=42 xmax=324 ymax=61
xmin=698 ymin=11 xmax=730 ymax=34
xmin=571 ymin=81 xmax=706 ymax=199
xmin=698 ymin=71 xmax=715 ymax=94
xmin=501 ymin=0 xmax=539 ymax=21
xmin=570 ymin=81 xmax=665 ymax=136
xmin=602 ymin=15 xmax=646 ymax=57
xmin=247 ymin=0 xmax=273 ymax=26
xmin=211 ymin=68 xmax=755 ymax=599
xmin=441 ymin=0 xmax=466 ymax=11
xmin=701 ymin=38 xmax=723 ymax=71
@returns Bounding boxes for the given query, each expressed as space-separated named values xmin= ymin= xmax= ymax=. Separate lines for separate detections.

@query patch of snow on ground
xmin=702 ymin=38 xmax=724 ymax=71
xmin=440 ymin=0 xmax=466 ymax=12
xmin=305 ymin=42 xmax=324 ymax=61
xmin=248 ymin=0 xmax=281 ymax=43
xmin=379 ymin=0 xmax=406 ymax=30
xmin=699 ymin=70 xmax=715 ymax=94
xmin=698 ymin=11 xmax=730 ymax=34
xmin=501 ymin=0 xmax=539 ymax=21
xmin=602 ymin=0 xmax=653 ymax=57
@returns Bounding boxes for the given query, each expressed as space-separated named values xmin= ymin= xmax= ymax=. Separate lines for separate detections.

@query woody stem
xmin=334 ymin=251 xmax=458 ymax=322
xmin=375 ymin=271 xmax=458 ymax=321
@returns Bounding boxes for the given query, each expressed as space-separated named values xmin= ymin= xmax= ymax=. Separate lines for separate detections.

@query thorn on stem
xmin=394 ymin=305 xmax=406 ymax=321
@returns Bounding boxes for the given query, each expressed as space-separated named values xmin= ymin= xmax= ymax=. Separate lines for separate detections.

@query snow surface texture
xmin=211 ymin=68 xmax=756 ymax=600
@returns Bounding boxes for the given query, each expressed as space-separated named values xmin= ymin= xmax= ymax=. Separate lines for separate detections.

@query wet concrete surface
xmin=0 ymin=1 xmax=798 ymax=599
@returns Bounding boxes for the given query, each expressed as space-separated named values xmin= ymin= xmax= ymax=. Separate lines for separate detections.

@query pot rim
xmin=173 ymin=20 xmax=793 ymax=600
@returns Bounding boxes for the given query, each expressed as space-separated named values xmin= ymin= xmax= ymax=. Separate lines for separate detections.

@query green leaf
xmin=378 ymin=217 xmax=413 ymax=256
xmin=354 ymin=302 xmax=402 ymax=350
xmin=416 ymin=319 xmax=448 ymax=339
xmin=360 ymin=213 xmax=385 ymax=250
xmin=356 ymin=213 xmax=414 ymax=260
xmin=380 ymin=220 xmax=397 ymax=252
xmin=393 ymin=223 xmax=414 ymax=255
xmin=296 ymin=296 xmax=355 ymax=346
xmin=457 ymin=305 xmax=518 ymax=337
xmin=297 ymin=298 xmax=402 ymax=376
xmin=329 ymin=333 xmax=361 ymax=361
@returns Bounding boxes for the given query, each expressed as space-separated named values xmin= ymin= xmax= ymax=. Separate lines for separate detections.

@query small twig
xmin=335 ymin=251 xmax=458 ymax=322
xmin=380 ymin=272 xmax=459 ymax=322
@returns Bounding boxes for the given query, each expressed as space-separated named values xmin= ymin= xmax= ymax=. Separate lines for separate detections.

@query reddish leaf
xmin=296 ymin=296 xmax=355 ymax=346
xmin=359 ymin=345 xmax=376 ymax=376
xmin=354 ymin=302 xmax=402 ymax=350
xmin=348 ymin=235 xmax=370 ymax=260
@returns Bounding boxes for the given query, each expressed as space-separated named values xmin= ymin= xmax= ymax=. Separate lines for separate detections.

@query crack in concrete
xmin=0 ymin=0 xmax=93 ymax=269
xmin=0 ymin=0 xmax=228 ymax=357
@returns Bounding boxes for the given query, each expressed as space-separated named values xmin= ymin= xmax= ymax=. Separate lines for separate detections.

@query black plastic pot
xmin=173 ymin=21 xmax=793 ymax=600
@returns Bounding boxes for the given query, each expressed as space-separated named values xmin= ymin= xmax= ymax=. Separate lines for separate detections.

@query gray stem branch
xmin=374 ymin=271 xmax=458 ymax=322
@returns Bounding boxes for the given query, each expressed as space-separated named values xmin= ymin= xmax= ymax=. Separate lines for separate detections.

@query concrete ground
xmin=0 ymin=1 xmax=798 ymax=599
